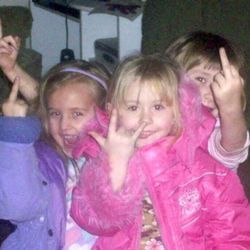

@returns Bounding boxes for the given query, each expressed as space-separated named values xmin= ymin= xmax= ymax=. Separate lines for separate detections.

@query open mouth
xmin=63 ymin=135 xmax=79 ymax=147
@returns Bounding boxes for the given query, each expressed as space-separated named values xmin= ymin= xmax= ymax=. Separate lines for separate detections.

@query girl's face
xmin=47 ymin=82 xmax=96 ymax=157
xmin=117 ymin=79 xmax=175 ymax=148
xmin=187 ymin=62 xmax=220 ymax=116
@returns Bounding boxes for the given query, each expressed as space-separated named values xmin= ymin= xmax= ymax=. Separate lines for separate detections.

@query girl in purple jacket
xmin=71 ymin=53 xmax=250 ymax=249
xmin=0 ymin=59 xmax=109 ymax=249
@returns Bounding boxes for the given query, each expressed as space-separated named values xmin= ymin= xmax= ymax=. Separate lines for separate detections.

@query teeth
xmin=62 ymin=135 xmax=78 ymax=144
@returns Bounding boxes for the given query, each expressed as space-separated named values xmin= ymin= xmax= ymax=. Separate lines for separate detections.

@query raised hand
xmin=2 ymin=76 xmax=28 ymax=117
xmin=211 ymin=47 xmax=244 ymax=115
xmin=211 ymin=47 xmax=247 ymax=151
xmin=0 ymin=18 xmax=20 ymax=75
xmin=90 ymin=109 xmax=146 ymax=191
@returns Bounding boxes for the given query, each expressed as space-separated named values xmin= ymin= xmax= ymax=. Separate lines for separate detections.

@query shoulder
xmin=34 ymin=140 xmax=67 ymax=184
xmin=0 ymin=116 xmax=41 ymax=143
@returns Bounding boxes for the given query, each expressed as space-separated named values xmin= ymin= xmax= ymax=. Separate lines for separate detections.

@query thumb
xmin=15 ymin=36 xmax=21 ymax=50
xmin=88 ymin=131 xmax=105 ymax=148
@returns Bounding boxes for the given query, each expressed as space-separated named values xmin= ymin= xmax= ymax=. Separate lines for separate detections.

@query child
xmin=39 ymin=60 xmax=109 ymax=249
xmin=70 ymin=54 xmax=250 ymax=249
xmin=0 ymin=19 xmax=38 ymax=246
xmin=0 ymin=78 xmax=66 ymax=250
xmin=0 ymin=59 xmax=110 ymax=249
xmin=165 ymin=31 xmax=249 ymax=170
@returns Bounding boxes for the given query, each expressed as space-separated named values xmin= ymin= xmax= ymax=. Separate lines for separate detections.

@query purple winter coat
xmin=0 ymin=116 xmax=66 ymax=250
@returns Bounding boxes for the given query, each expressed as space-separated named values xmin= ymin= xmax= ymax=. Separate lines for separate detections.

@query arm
xmin=208 ymin=125 xmax=249 ymax=170
xmin=0 ymin=19 xmax=38 ymax=102
xmin=0 ymin=116 xmax=47 ymax=221
xmin=0 ymin=80 xmax=46 ymax=222
xmin=211 ymin=48 xmax=248 ymax=153
xmin=71 ymin=151 xmax=144 ymax=236
xmin=71 ymin=109 xmax=145 ymax=235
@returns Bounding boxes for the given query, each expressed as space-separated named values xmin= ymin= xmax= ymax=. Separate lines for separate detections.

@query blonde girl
xmin=71 ymin=53 xmax=250 ymax=249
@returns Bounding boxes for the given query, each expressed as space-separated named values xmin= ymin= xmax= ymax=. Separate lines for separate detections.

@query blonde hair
xmin=38 ymin=60 xmax=110 ymax=152
xmin=165 ymin=30 xmax=246 ymax=109
xmin=107 ymin=53 xmax=182 ymax=128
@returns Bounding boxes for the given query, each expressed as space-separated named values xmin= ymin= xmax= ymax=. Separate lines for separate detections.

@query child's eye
xmin=73 ymin=111 xmax=84 ymax=118
xmin=195 ymin=77 xmax=207 ymax=84
xmin=154 ymin=104 xmax=164 ymax=110
xmin=48 ymin=110 xmax=61 ymax=118
xmin=128 ymin=105 xmax=138 ymax=111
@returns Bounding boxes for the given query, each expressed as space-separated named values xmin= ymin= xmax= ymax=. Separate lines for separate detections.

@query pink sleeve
xmin=203 ymin=165 xmax=250 ymax=248
xmin=208 ymin=127 xmax=249 ymax=171
xmin=70 ymin=152 xmax=145 ymax=236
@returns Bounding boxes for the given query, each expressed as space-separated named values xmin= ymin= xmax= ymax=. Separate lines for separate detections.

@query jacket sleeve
xmin=0 ymin=116 xmax=47 ymax=222
xmin=71 ymin=151 xmax=145 ymax=236
xmin=208 ymin=126 xmax=249 ymax=171
xmin=203 ymin=156 xmax=250 ymax=248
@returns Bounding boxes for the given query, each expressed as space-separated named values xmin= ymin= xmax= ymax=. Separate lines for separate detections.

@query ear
xmin=105 ymin=102 xmax=113 ymax=115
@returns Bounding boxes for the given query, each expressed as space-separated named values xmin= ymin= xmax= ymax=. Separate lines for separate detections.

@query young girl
xmin=0 ymin=59 xmax=110 ymax=249
xmin=70 ymin=53 xmax=250 ymax=249
xmin=165 ymin=31 xmax=249 ymax=171
xmin=40 ymin=59 xmax=109 ymax=250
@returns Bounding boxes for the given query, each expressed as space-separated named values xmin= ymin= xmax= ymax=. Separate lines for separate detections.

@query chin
xmin=136 ymin=138 xmax=155 ymax=148
xmin=63 ymin=149 xmax=73 ymax=158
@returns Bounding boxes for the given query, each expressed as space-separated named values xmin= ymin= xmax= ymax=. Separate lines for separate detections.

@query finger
xmin=3 ymin=36 xmax=18 ymax=50
xmin=8 ymin=76 xmax=19 ymax=102
xmin=132 ymin=122 xmax=147 ymax=141
xmin=0 ymin=47 xmax=12 ymax=54
xmin=88 ymin=131 xmax=105 ymax=147
xmin=15 ymin=36 xmax=21 ymax=50
xmin=230 ymin=64 xmax=240 ymax=78
xmin=213 ymin=72 xmax=224 ymax=87
xmin=219 ymin=47 xmax=231 ymax=79
xmin=0 ymin=18 xmax=2 ymax=39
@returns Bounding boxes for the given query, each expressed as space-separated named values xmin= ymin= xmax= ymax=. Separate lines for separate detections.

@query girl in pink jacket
xmin=71 ymin=54 xmax=250 ymax=250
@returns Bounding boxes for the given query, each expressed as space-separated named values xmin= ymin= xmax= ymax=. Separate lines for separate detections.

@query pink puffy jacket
xmin=71 ymin=83 xmax=250 ymax=250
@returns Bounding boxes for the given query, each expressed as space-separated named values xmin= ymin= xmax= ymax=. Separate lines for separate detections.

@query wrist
xmin=218 ymin=103 xmax=243 ymax=117
xmin=109 ymin=158 xmax=128 ymax=192
xmin=4 ymin=64 xmax=18 ymax=82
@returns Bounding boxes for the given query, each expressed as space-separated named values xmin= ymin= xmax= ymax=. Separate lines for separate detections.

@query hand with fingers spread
xmin=90 ymin=109 xmax=146 ymax=191
xmin=211 ymin=47 xmax=244 ymax=115
xmin=2 ymin=77 xmax=28 ymax=117
xmin=0 ymin=18 xmax=20 ymax=75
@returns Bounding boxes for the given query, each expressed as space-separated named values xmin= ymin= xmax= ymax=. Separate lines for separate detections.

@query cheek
xmin=47 ymin=119 xmax=59 ymax=137
xmin=161 ymin=114 xmax=175 ymax=129
xmin=118 ymin=113 xmax=138 ymax=129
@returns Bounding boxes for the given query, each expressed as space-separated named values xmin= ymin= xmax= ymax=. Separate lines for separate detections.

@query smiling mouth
xmin=63 ymin=135 xmax=79 ymax=147
xmin=139 ymin=132 xmax=153 ymax=139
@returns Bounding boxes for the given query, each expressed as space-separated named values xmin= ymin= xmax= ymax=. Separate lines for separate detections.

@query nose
xmin=140 ymin=108 xmax=152 ymax=124
xmin=60 ymin=115 xmax=72 ymax=131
